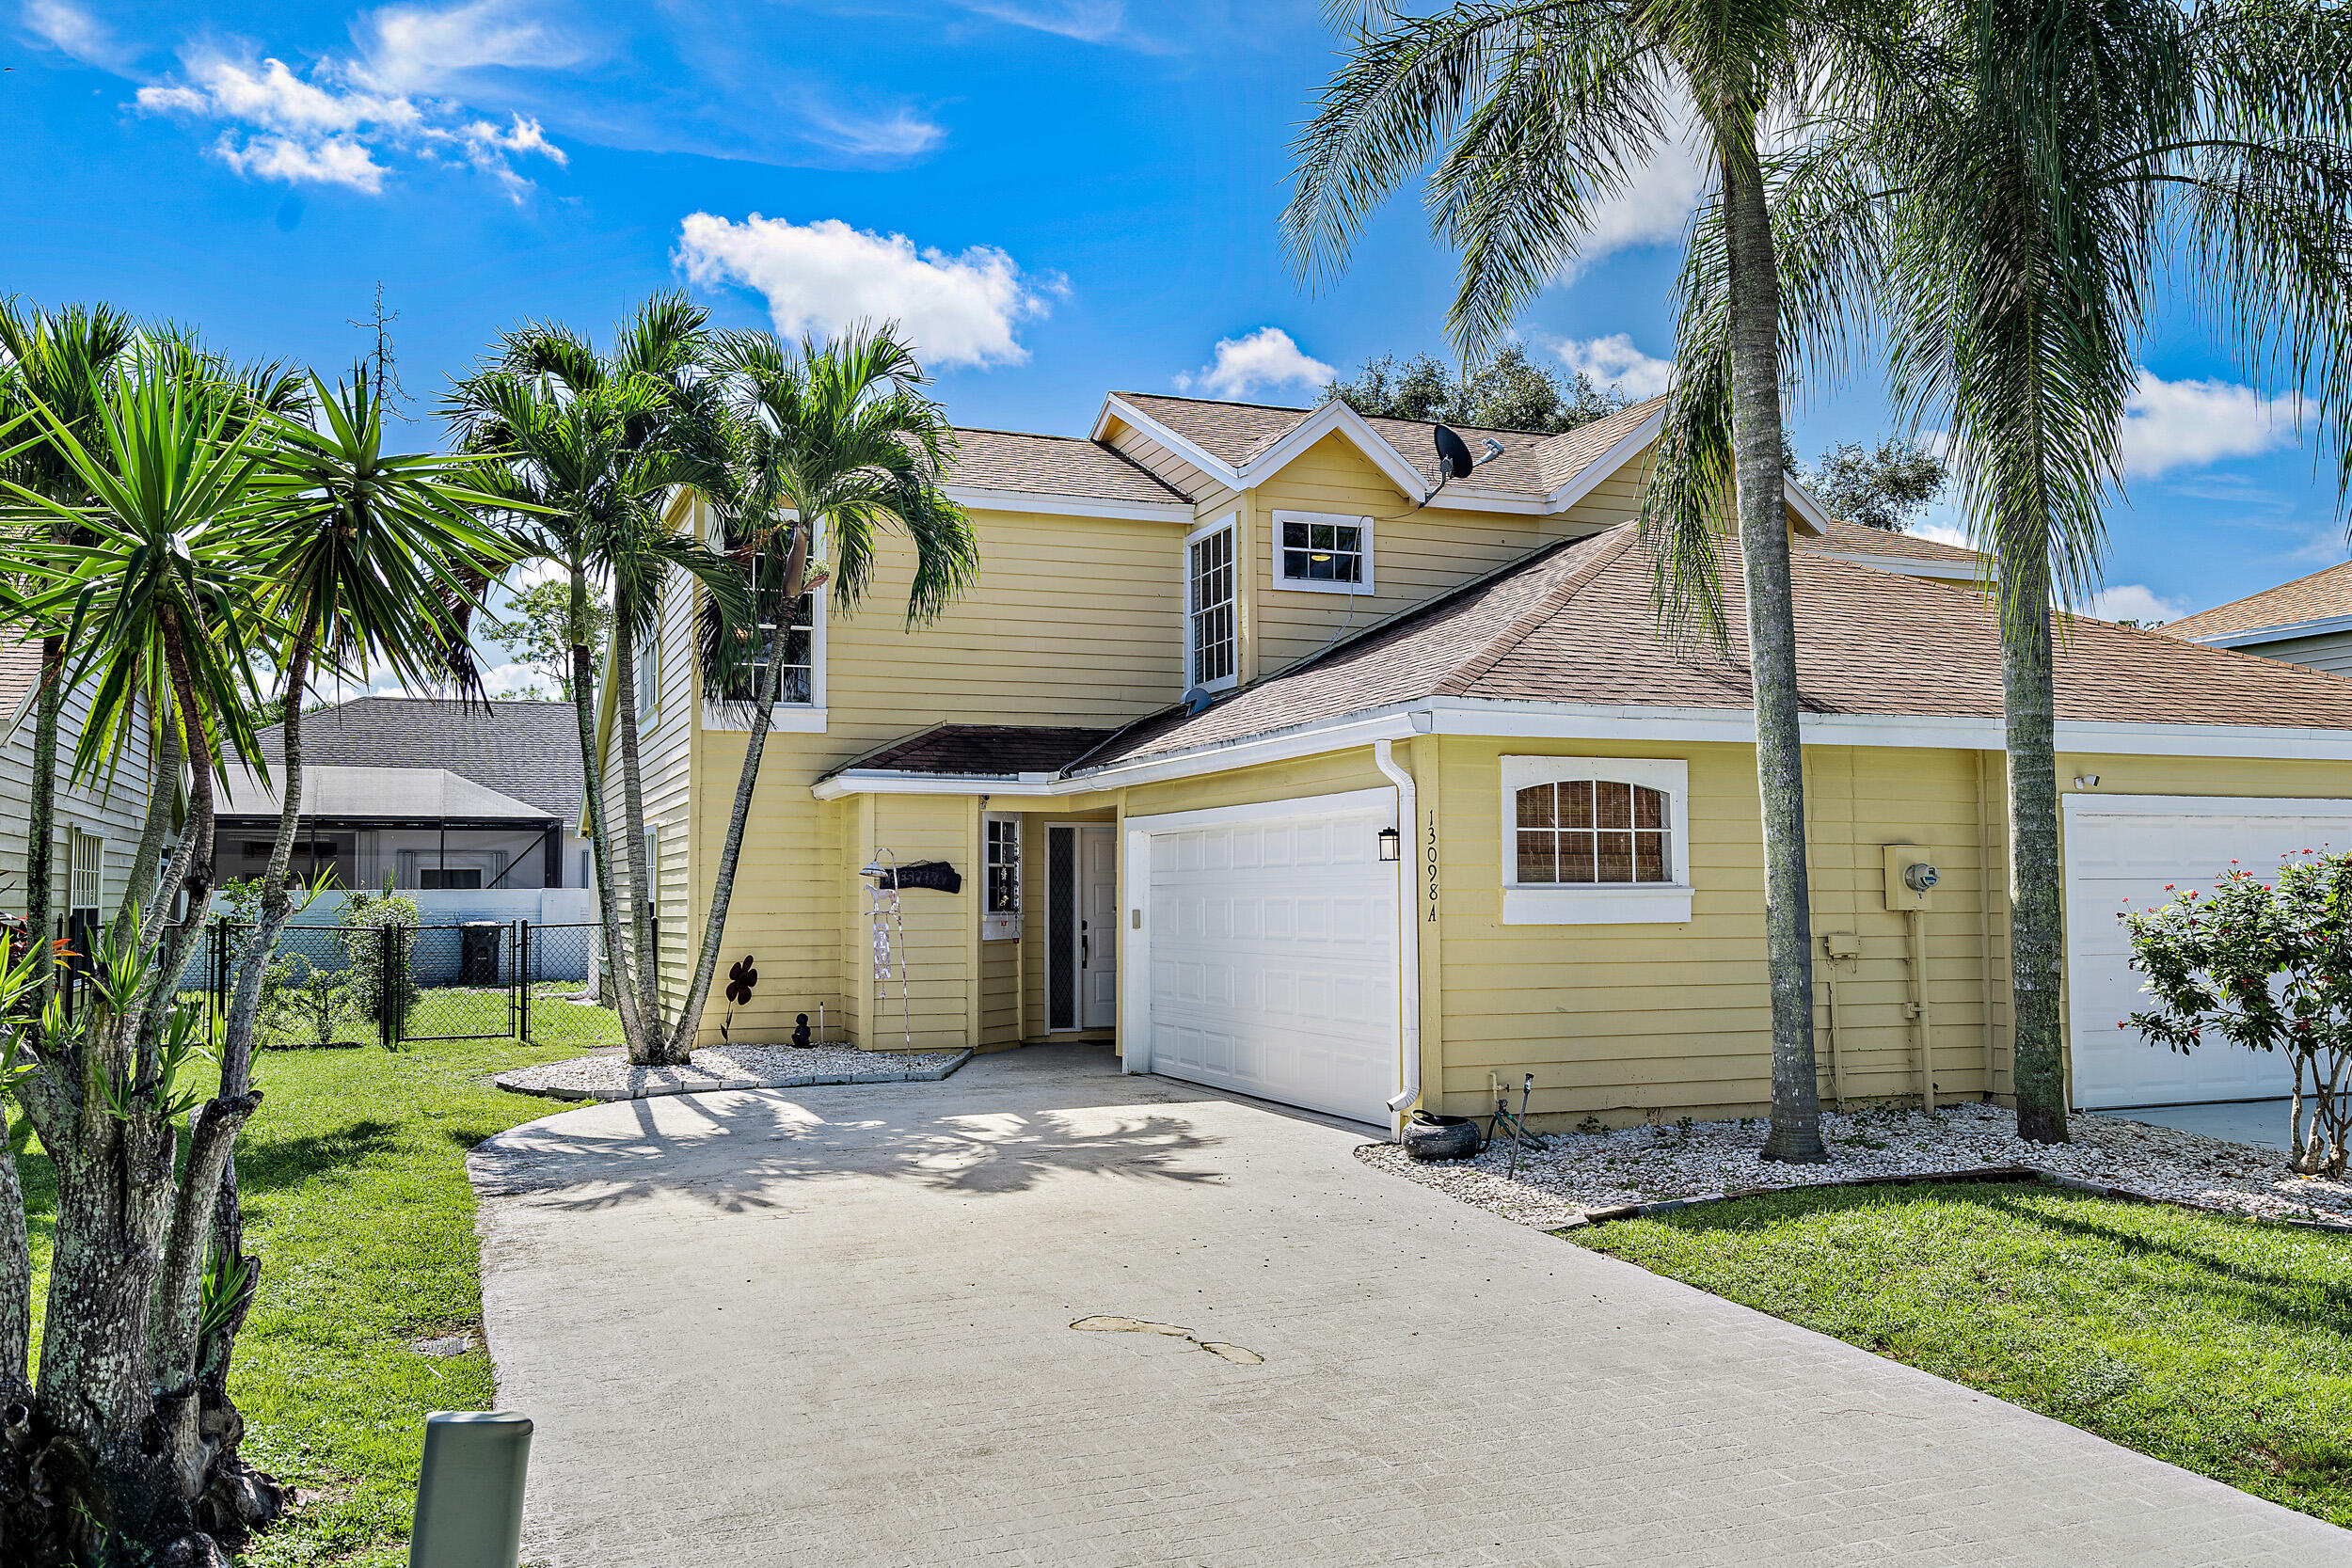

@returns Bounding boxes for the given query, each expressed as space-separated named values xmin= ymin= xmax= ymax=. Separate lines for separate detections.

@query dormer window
xmin=1275 ymin=510 xmax=1374 ymax=594
xmin=1186 ymin=515 xmax=1237 ymax=691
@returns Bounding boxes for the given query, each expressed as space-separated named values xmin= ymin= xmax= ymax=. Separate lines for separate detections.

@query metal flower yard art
xmin=721 ymin=956 xmax=757 ymax=1046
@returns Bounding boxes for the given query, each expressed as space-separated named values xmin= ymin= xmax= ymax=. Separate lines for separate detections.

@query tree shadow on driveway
xmin=468 ymin=1085 xmax=1230 ymax=1215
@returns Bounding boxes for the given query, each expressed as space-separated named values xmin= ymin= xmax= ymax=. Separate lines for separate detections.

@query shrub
xmin=2121 ymin=850 xmax=2352 ymax=1176
xmin=340 ymin=880 xmax=422 ymax=1048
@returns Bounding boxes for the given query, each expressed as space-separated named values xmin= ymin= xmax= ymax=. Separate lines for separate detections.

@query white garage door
xmin=2065 ymin=795 xmax=2352 ymax=1108
xmin=1143 ymin=798 xmax=1399 ymax=1125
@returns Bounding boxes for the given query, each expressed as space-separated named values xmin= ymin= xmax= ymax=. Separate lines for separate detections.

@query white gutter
xmin=1373 ymin=738 xmax=1422 ymax=1133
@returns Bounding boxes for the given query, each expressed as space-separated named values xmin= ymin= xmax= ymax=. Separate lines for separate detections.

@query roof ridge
xmin=1115 ymin=389 xmax=1314 ymax=415
xmin=1434 ymin=524 xmax=1642 ymax=696
xmin=2167 ymin=555 xmax=2352 ymax=636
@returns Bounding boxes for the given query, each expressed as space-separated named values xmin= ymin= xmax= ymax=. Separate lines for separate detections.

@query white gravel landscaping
xmin=1359 ymin=1100 xmax=2352 ymax=1230
xmin=494 ymin=1042 xmax=969 ymax=1101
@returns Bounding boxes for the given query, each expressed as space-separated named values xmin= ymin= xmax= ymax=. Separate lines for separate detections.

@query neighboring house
xmin=603 ymin=388 xmax=2352 ymax=1130
xmin=2159 ymin=560 xmax=2352 ymax=676
xmin=215 ymin=697 xmax=596 ymax=927
xmin=0 ymin=637 xmax=157 ymax=954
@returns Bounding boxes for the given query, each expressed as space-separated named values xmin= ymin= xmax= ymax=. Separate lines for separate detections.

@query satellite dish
xmin=1434 ymin=424 xmax=1475 ymax=480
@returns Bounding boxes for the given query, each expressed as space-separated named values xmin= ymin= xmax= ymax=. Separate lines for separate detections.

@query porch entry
xmin=1046 ymin=822 xmax=1117 ymax=1032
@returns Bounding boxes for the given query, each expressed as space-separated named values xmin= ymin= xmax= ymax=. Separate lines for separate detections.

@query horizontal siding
xmin=980 ymin=936 xmax=1020 ymax=1049
xmin=2234 ymin=629 xmax=2352 ymax=678
xmin=1248 ymin=433 xmax=1647 ymax=676
xmin=0 ymin=678 xmax=156 ymax=941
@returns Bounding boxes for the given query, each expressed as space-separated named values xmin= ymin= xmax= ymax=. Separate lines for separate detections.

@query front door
xmin=1048 ymin=823 xmax=1119 ymax=1032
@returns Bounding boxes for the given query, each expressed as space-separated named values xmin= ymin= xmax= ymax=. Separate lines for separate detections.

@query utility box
xmin=1883 ymin=845 xmax=1939 ymax=912
xmin=1822 ymin=930 xmax=1861 ymax=959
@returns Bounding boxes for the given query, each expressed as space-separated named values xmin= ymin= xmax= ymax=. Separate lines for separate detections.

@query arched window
xmin=1515 ymin=778 xmax=1671 ymax=884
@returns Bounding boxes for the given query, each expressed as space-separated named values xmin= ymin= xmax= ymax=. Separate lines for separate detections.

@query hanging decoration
xmin=861 ymin=848 xmax=914 ymax=1052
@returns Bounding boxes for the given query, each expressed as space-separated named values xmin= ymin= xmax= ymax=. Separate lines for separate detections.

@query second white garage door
xmin=1141 ymin=797 xmax=1399 ymax=1125
xmin=2065 ymin=794 xmax=2352 ymax=1108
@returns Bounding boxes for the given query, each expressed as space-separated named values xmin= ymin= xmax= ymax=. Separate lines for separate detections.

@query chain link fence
xmin=194 ymin=917 xmax=615 ymax=1051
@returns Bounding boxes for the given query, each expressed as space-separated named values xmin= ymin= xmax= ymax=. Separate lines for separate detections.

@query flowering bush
xmin=2121 ymin=850 xmax=2352 ymax=1176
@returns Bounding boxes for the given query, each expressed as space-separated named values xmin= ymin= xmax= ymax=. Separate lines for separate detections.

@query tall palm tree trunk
xmin=610 ymin=616 xmax=668 ymax=1062
xmin=1724 ymin=139 xmax=1826 ymax=1162
xmin=567 ymin=566 xmax=645 ymax=1056
xmin=220 ymin=629 xmax=313 ymax=1074
xmin=666 ymin=525 xmax=809 ymax=1058
xmin=2005 ymin=547 xmax=2070 ymax=1141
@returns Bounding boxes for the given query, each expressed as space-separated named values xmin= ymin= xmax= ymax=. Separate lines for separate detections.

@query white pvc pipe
xmin=1374 ymin=739 xmax=1422 ymax=1134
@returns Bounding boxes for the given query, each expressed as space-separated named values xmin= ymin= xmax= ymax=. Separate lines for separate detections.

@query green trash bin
xmin=410 ymin=1410 xmax=532 ymax=1568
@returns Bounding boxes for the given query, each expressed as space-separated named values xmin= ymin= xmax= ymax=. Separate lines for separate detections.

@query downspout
xmin=1374 ymin=739 xmax=1422 ymax=1138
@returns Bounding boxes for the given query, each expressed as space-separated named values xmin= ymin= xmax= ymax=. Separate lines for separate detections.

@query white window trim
xmin=1499 ymin=755 xmax=1692 ymax=926
xmin=635 ymin=630 xmax=659 ymax=721
xmin=701 ymin=522 xmax=828 ymax=733
xmin=68 ymin=827 xmax=103 ymax=917
xmin=1184 ymin=513 xmax=1239 ymax=694
xmin=1270 ymin=509 xmax=1375 ymax=595
xmin=981 ymin=810 xmax=1022 ymax=941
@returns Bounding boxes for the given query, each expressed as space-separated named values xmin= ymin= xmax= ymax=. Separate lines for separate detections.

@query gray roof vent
xmin=1181 ymin=686 xmax=1217 ymax=716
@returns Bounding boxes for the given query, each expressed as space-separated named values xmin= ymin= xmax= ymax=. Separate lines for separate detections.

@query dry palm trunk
xmin=1723 ymin=139 xmax=1826 ymax=1163
xmin=2004 ymin=553 xmax=2069 ymax=1144
xmin=667 ymin=522 xmax=810 ymax=1059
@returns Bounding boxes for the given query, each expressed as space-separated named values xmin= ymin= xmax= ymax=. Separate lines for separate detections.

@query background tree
xmin=1286 ymin=0 xmax=1904 ymax=1161
xmin=1327 ymin=342 xmax=1632 ymax=432
xmin=484 ymin=575 xmax=612 ymax=701
xmin=1790 ymin=436 xmax=1948 ymax=531
xmin=675 ymin=325 xmax=977 ymax=1061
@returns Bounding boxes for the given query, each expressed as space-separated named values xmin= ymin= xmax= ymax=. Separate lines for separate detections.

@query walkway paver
xmin=470 ymin=1045 xmax=2351 ymax=1566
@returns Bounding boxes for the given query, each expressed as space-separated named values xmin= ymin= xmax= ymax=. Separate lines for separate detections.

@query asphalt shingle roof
xmin=1074 ymin=522 xmax=2352 ymax=771
xmin=217 ymin=765 xmax=551 ymax=823
xmin=946 ymin=429 xmax=1194 ymax=504
xmin=1800 ymin=517 xmax=1984 ymax=568
xmin=255 ymin=698 xmax=585 ymax=821
xmin=2162 ymin=559 xmax=2352 ymax=641
xmin=835 ymin=724 xmax=1115 ymax=778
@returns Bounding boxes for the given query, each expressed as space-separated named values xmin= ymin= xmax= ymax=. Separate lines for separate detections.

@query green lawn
xmin=1571 ymin=1182 xmax=2352 ymax=1527
xmin=25 ymin=988 xmax=619 ymax=1567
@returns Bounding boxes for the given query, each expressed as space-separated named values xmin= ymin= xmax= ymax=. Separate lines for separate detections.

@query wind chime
xmin=860 ymin=849 xmax=914 ymax=1052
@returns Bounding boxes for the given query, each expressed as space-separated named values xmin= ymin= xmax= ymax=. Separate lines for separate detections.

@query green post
xmin=410 ymin=1410 xmax=532 ymax=1568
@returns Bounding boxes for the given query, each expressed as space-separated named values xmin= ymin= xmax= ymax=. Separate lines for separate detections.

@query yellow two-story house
xmin=601 ymin=388 xmax=2352 ymax=1132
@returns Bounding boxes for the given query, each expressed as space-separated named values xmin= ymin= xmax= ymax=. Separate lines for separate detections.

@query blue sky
xmin=6 ymin=0 xmax=2344 ymax=689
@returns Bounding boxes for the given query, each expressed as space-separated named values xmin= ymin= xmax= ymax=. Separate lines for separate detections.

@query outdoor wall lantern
xmin=1378 ymin=826 xmax=1402 ymax=862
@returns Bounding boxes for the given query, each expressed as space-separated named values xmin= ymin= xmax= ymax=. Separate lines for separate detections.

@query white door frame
xmin=2061 ymin=792 xmax=2352 ymax=1106
xmin=1120 ymin=786 xmax=1399 ymax=1080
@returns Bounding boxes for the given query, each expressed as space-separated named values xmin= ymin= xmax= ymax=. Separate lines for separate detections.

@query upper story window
xmin=1186 ymin=515 xmax=1237 ymax=692
xmin=721 ymin=551 xmax=818 ymax=705
xmin=982 ymin=813 xmax=1021 ymax=941
xmin=1500 ymin=756 xmax=1692 ymax=926
xmin=1274 ymin=510 xmax=1374 ymax=594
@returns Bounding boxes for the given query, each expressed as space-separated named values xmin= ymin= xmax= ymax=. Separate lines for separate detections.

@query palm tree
xmin=0 ymin=341 xmax=294 ymax=1559
xmin=659 ymin=325 xmax=977 ymax=1061
xmin=1836 ymin=0 xmax=2352 ymax=1140
xmin=0 ymin=301 xmax=137 ymax=1006
xmin=447 ymin=295 xmax=745 ymax=1064
xmin=1285 ymin=1 xmax=1899 ymax=1159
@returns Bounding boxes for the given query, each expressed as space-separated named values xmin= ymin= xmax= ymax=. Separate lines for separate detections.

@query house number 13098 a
xmin=1424 ymin=816 xmax=1439 ymax=922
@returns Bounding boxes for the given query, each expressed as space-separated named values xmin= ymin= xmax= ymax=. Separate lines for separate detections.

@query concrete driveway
xmin=471 ymin=1045 xmax=2346 ymax=1567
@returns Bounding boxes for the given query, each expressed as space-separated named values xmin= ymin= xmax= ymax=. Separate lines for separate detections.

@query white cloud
xmin=1553 ymin=333 xmax=1673 ymax=400
xmin=2120 ymin=371 xmax=2297 ymax=479
xmin=130 ymin=18 xmax=567 ymax=201
xmin=352 ymin=0 xmax=587 ymax=94
xmin=675 ymin=214 xmax=1053 ymax=369
xmin=951 ymin=0 xmax=1128 ymax=42
xmin=1174 ymin=326 xmax=1333 ymax=400
xmin=2086 ymin=584 xmax=2193 ymax=625
xmin=21 ymin=0 xmax=131 ymax=69
xmin=215 ymin=133 xmax=391 ymax=193
xmin=1557 ymin=117 xmax=1708 ymax=282
xmin=796 ymin=103 xmax=946 ymax=163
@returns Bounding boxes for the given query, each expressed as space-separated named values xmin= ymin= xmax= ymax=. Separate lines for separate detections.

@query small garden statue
xmin=792 ymin=1012 xmax=811 ymax=1048
xmin=2122 ymin=848 xmax=2352 ymax=1177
